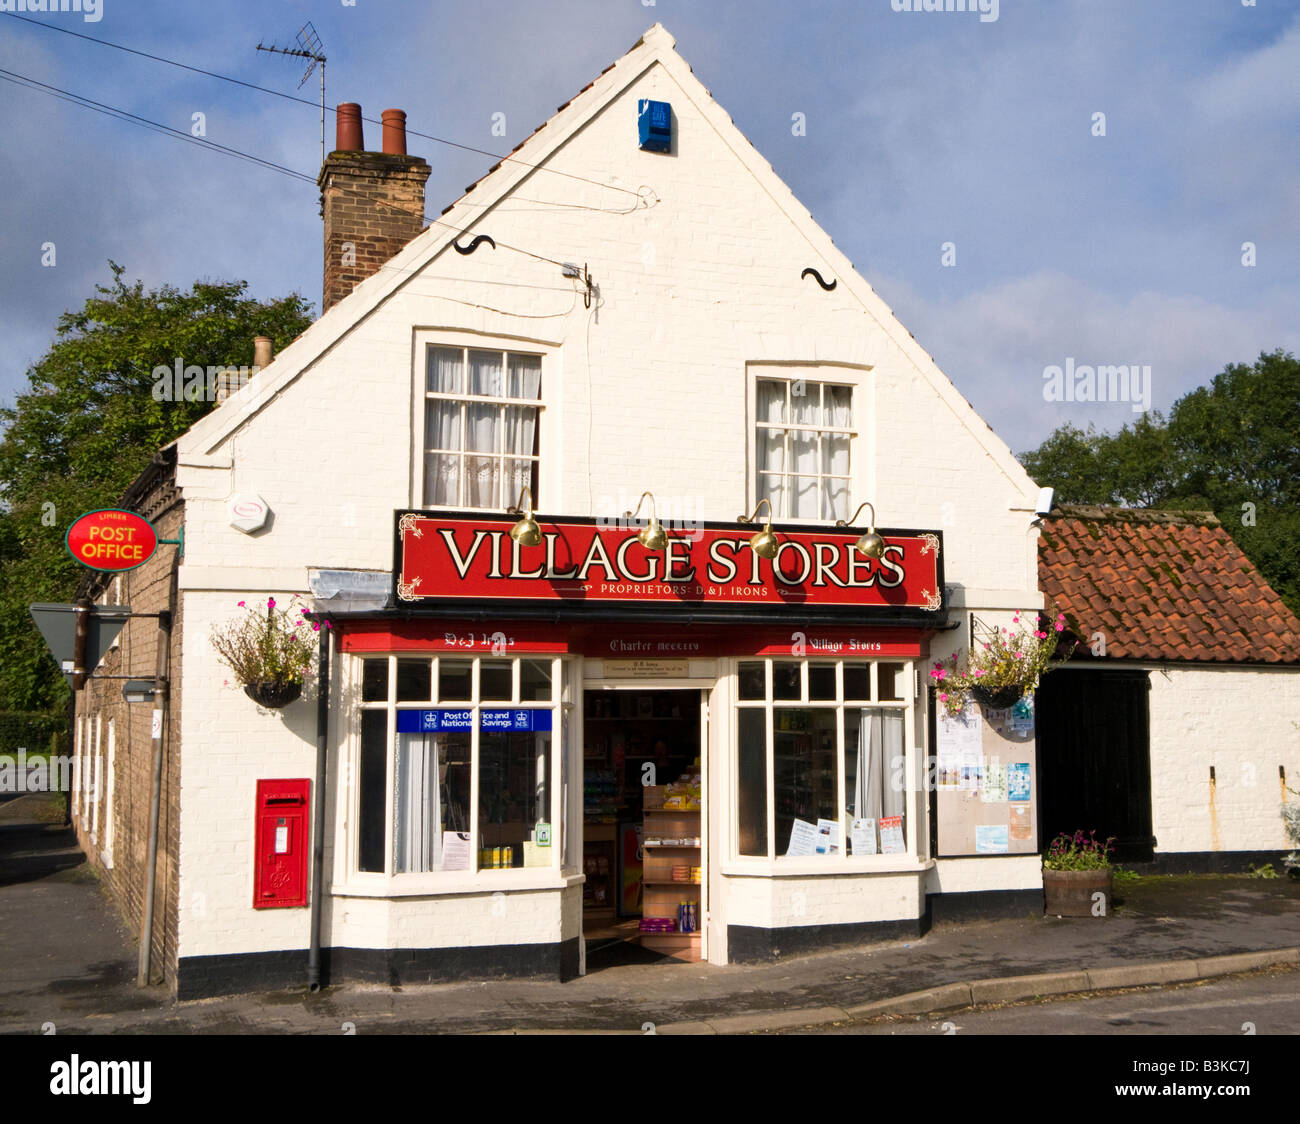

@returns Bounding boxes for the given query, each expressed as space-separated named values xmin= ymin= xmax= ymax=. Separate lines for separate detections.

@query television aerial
xmin=256 ymin=21 xmax=328 ymax=165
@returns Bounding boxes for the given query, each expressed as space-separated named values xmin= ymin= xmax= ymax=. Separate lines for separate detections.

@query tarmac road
xmin=777 ymin=963 xmax=1300 ymax=1034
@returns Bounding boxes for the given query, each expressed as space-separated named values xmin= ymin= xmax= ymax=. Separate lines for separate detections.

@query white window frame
xmin=102 ymin=719 xmax=116 ymax=868
xmin=729 ymin=657 xmax=919 ymax=871
xmin=751 ymin=371 xmax=857 ymax=523
xmin=341 ymin=653 xmax=571 ymax=895
xmin=72 ymin=714 xmax=83 ymax=820
xmin=413 ymin=330 xmax=551 ymax=513
xmin=90 ymin=715 xmax=102 ymax=845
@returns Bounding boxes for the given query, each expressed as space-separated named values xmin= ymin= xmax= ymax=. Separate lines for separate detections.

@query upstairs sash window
xmin=424 ymin=346 xmax=542 ymax=509
xmin=755 ymin=377 xmax=853 ymax=521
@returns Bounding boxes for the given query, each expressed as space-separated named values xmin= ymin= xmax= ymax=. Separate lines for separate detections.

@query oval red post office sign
xmin=65 ymin=509 xmax=158 ymax=572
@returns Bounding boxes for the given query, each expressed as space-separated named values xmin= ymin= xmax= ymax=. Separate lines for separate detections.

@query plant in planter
xmin=1281 ymin=785 xmax=1300 ymax=881
xmin=210 ymin=596 xmax=326 ymax=709
xmin=1042 ymin=829 xmax=1116 ymax=917
xmin=930 ymin=609 xmax=1073 ymax=718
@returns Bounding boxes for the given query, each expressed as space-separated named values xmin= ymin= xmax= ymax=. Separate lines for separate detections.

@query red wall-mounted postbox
xmin=254 ymin=779 xmax=310 ymax=909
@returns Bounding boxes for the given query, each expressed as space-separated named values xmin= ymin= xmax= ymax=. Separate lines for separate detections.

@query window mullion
xmin=765 ymin=661 xmax=776 ymax=859
xmin=836 ymin=695 xmax=846 ymax=863
xmin=457 ymin=402 xmax=467 ymax=508
xmin=469 ymin=657 xmax=480 ymax=874
xmin=384 ymin=655 xmax=397 ymax=878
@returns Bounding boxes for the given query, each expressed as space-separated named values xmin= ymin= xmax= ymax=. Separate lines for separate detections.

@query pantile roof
xmin=1038 ymin=505 xmax=1300 ymax=664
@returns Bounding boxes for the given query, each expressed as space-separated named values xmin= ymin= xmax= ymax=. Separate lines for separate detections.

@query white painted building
xmin=1037 ymin=506 xmax=1300 ymax=868
xmin=75 ymin=25 xmax=1053 ymax=998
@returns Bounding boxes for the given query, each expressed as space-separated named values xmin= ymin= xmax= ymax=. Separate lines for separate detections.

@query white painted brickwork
xmin=725 ymin=872 xmax=925 ymax=929
xmin=927 ymin=855 xmax=1043 ymax=895
xmin=326 ymin=887 xmax=580 ymax=950
xmin=1148 ymin=666 xmax=1300 ymax=854
xmin=173 ymin=30 xmax=1042 ymax=961
xmin=176 ymin=592 xmax=319 ymax=958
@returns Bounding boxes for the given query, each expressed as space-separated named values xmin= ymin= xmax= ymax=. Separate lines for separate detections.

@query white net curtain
xmin=756 ymin=379 xmax=851 ymax=521
xmin=424 ymin=347 xmax=541 ymax=508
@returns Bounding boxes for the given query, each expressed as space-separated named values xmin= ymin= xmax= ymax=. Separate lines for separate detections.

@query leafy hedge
xmin=0 ymin=711 xmax=65 ymax=753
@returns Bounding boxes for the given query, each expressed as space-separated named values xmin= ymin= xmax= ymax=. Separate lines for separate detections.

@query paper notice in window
xmin=975 ymin=824 xmax=1009 ymax=853
xmin=879 ymin=815 xmax=905 ymax=855
xmin=937 ymin=704 xmax=981 ymax=763
xmin=982 ymin=762 xmax=1007 ymax=803
xmin=1009 ymin=805 xmax=1032 ymax=842
xmin=441 ymin=831 xmax=471 ymax=871
xmin=1007 ymin=762 xmax=1031 ymax=802
xmin=816 ymin=818 xmax=840 ymax=855
xmin=851 ymin=818 xmax=877 ymax=855
xmin=785 ymin=818 xmax=820 ymax=857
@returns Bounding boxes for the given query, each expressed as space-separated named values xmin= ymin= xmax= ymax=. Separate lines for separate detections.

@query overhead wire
xmin=0 ymin=10 xmax=646 ymax=201
xmin=410 ymin=283 xmax=581 ymax=321
xmin=3 ymin=65 xmax=600 ymax=282
xmin=435 ymin=186 xmax=659 ymax=216
xmin=1 ymin=19 xmax=624 ymax=318
xmin=0 ymin=66 xmax=317 ymax=184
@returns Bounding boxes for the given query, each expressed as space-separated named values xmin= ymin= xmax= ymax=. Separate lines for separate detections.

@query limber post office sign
xmin=394 ymin=511 xmax=944 ymax=619
xmin=65 ymin=509 xmax=158 ymax=572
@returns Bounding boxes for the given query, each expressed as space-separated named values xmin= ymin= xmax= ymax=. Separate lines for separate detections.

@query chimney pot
xmin=253 ymin=337 xmax=273 ymax=369
xmin=318 ymin=105 xmax=430 ymax=313
xmin=336 ymin=103 xmax=364 ymax=152
xmin=381 ymin=109 xmax=408 ymax=156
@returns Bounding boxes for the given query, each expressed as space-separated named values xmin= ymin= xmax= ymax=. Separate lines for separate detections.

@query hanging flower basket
xmin=970 ymin=683 xmax=1024 ymax=710
xmin=243 ymin=680 xmax=303 ymax=709
xmin=930 ymin=608 xmax=1075 ymax=718
xmin=211 ymin=596 xmax=328 ymax=710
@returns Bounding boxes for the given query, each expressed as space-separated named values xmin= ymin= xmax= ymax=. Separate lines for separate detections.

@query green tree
xmin=0 ymin=263 xmax=313 ymax=711
xmin=1018 ymin=413 xmax=1188 ymax=508
xmin=1167 ymin=350 xmax=1300 ymax=612
xmin=1019 ymin=349 xmax=1300 ymax=613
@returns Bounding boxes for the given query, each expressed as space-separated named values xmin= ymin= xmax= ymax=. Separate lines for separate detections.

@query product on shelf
xmin=638 ymin=917 xmax=678 ymax=933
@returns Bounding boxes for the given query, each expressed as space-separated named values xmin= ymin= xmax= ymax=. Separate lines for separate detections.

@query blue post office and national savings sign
xmin=396 ymin=709 xmax=553 ymax=733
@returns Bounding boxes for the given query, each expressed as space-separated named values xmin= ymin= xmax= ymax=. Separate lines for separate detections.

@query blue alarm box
xmin=638 ymin=99 xmax=672 ymax=152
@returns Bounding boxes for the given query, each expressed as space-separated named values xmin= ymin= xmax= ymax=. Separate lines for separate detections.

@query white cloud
xmin=876 ymin=269 xmax=1300 ymax=453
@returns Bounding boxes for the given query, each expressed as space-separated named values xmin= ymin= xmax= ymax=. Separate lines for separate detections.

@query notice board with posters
xmin=933 ymin=694 xmax=1038 ymax=857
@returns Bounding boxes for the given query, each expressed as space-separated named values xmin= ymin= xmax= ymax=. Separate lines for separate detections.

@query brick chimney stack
xmin=318 ymin=103 xmax=431 ymax=313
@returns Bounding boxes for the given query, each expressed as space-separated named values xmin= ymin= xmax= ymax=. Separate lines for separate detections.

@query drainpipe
xmin=307 ymin=622 xmax=330 ymax=991
xmin=137 ymin=602 xmax=173 ymax=987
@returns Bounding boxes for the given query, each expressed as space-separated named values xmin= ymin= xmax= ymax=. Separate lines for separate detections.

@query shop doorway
xmin=582 ymin=688 xmax=704 ymax=967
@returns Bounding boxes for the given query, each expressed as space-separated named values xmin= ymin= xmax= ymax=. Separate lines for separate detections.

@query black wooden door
xmin=1036 ymin=669 xmax=1154 ymax=862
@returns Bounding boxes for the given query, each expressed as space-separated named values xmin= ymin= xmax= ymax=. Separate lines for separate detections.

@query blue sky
xmin=1 ymin=0 xmax=1296 ymax=455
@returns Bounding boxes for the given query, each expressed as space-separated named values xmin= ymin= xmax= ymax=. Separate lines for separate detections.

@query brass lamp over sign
xmin=737 ymin=498 xmax=779 ymax=559
xmin=624 ymin=491 xmax=668 ymax=551
xmin=507 ymin=486 xmax=541 ymax=547
xmin=835 ymin=501 xmax=886 ymax=559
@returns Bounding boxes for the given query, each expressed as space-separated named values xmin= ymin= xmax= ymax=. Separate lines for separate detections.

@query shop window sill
xmin=720 ymin=857 xmax=934 ymax=878
xmin=330 ymin=871 xmax=585 ymax=898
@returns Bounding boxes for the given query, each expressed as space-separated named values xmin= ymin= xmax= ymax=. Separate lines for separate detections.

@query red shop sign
xmin=65 ymin=509 xmax=158 ymax=572
xmin=394 ymin=512 xmax=943 ymax=614
xmin=339 ymin=619 xmax=930 ymax=659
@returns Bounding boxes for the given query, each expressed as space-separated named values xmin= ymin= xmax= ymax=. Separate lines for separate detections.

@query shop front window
xmin=354 ymin=655 xmax=563 ymax=878
xmin=735 ymin=658 xmax=912 ymax=860
xmin=393 ymin=729 xmax=470 ymax=873
xmin=478 ymin=730 xmax=550 ymax=869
